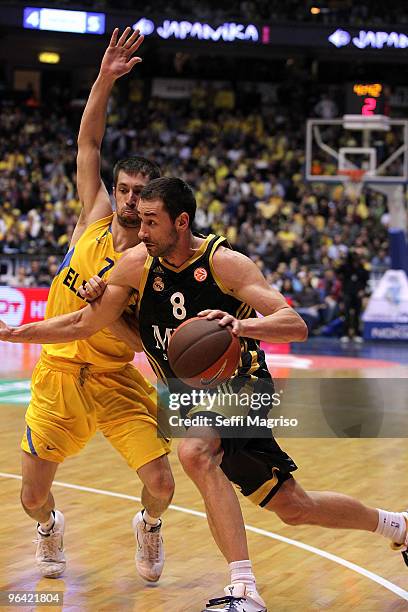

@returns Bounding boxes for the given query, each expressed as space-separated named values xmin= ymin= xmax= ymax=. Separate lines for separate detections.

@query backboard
xmin=305 ymin=115 xmax=408 ymax=185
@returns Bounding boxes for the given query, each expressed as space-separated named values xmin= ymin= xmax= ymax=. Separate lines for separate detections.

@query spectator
xmin=28 ymin=259 xmax=56 ymax=287
xmin=328 ymin=234 xmax=348 ymax=261
xmin=371 ymin=248 xmax=391 ymax=277
xmin=337 ymin=251 xmax=370 ymax=343
xmin=314 ymin=94 xmax=338 ymax=119
xmin=281 ymin=278 xmax=295 ymax=306
xmin=319 ymin=269 xmax=342 ymax=323
xmin=293 ymin=276 xmax=324 ymax=332
xmin=9 ymin=266 xmax=34 ymax=288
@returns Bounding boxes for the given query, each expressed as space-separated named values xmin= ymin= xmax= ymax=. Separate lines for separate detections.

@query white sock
xmin=142 ymin=509 xmax=160 ymax=527
xmin=229 ymin=560 xmax=256 ymax=591
xmin=376 ymin=509 xmax=407 ymax=544
xmin=38 ymin=510 xmax=55 ymax=534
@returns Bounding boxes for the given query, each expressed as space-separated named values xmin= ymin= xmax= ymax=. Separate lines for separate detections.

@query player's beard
xmin=116 ymin=210 xmax=141 ymax=228
xmin=147 ymin=226 xmax=179 ymax=258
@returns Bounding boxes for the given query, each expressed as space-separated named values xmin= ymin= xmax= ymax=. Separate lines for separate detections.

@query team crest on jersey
xmin=194 ymin=267 xmax=207 ymax=282
xmin=153 ymin=276 xmax=164 ymax=292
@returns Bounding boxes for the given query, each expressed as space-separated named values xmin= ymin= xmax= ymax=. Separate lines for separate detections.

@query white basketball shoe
xmin=34 ymin=510 xmax=65 ymax=578
xmin=202 ymin=583 xmax=267 ymax=611
xmin=391 ymin=511 xmax=408 ymax=567
xmin=132 ymin=510 xmax=164 ymax=582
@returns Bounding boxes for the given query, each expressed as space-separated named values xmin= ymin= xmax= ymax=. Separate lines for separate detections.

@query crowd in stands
xmin=7 ymin=258 xmax=59 ymax=288
xmin=13 ymin=0 xmax=408 ymax=26
xmin=0 ymin=81 xmax=392 ymax=338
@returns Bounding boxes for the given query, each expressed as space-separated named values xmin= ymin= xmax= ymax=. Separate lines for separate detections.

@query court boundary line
xmin=1 ymin=471 xmax=407 ymax=602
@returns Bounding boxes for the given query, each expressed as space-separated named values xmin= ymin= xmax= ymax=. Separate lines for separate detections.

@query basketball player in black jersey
xmin=1 ymin=177 xmax=407 ymax=612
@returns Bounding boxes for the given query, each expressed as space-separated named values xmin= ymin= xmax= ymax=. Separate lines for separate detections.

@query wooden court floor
xmin=1 ymin=346 xmax=408 ymax=611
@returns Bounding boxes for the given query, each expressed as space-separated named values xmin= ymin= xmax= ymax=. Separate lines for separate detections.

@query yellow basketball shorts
xmin=21 ymin=354 xmax=171 ymax=470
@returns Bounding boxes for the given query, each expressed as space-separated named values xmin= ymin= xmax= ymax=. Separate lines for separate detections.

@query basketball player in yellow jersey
xmin=17 ymin=28 xmax=174 ymax=581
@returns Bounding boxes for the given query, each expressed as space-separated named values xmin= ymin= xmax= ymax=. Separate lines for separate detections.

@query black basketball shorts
xmin=187 ymin=373 xmax=298 ymax=506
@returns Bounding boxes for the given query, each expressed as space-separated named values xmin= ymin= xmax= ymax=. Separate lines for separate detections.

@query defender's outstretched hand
xmin=100 ymin=27 xmax=144 ymax=81
xmin=0 ymin=320 xmax=12 ymax=341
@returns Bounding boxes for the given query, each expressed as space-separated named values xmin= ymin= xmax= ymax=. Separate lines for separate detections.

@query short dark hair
xmin=113 ymin=156 xmax=161 ymax=186
xmin=140 ymin=177 xmax=196 ymax=227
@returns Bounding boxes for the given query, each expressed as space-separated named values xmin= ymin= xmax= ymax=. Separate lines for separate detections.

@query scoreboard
xmin=23 ymin=7 xmax=105 ymax=35
xmin=346 ymin=82 xmax=386 ymax=116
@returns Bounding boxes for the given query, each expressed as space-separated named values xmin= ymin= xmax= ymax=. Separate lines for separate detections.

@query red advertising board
xmin=0 ymin=287 xmax=49 ymax=326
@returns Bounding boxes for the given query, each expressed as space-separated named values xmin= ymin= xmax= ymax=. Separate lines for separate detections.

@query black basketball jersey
xmin=138 ymin=233 xmax=270 ymax=393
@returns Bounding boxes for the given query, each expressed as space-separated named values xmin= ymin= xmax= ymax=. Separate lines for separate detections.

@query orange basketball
xmin=168 ymin=316 xmax=241 ymax=388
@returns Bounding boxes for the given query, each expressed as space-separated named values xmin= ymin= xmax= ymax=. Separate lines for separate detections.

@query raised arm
xmin=200 ymin=247 xmax=308 ymax=343
xmin=73 ymin=27 xmax=144 ymax=243
xmin=0 ymin=247 xmax=145 ymax=345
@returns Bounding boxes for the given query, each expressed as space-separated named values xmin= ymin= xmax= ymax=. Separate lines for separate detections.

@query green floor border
xmin=0 ymin=379 xmax=31 ymax=404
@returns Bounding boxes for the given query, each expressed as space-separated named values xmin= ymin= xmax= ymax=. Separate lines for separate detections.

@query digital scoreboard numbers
xmin=346 ymin=82 xmax=385 ymax=115
xmin=23 ymin=7 xmax=105 ymax=35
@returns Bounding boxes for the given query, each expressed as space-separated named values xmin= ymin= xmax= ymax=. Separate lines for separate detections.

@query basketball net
xmin=338 ymin=169 xmax=365 ymax=201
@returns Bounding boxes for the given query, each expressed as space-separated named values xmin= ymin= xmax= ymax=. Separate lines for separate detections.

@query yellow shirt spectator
xmin=214 ymin=88 xmax=235 ymax=110
xmin=215 ymin=164 xmax=229 ymax=182
xmin=251 ymin=180 xmax=265 ymax=199
xmin=257 ymin=197 xmax=281 ymax=219
xmin=208 ymin=199 xmax=223 ymax=216
xmin=277 ymin=229 xmax=297 ymax=248
xmin=226 ymin=225 xmax=237 ymax=245
xmin=356 ymin=201 xmax=369 ymax=219
xmin=314 ymin=214 xmax=326 ymax=231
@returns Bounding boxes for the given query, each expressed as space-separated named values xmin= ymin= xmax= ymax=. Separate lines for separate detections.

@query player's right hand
xmin=100 ymin=27 xmax=144 ymax=81
xmin=198 ymin=309 xmax=243 ymax=336
xmin=0 ymin=320 xmax=12 ymax=341
xmin=78 ymin=275 xmax=107 ymax=302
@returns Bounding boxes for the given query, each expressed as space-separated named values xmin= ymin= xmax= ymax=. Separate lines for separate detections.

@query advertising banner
xmin=0 ymin=287 xmax=49 ymax=326
xmin=363 ymin=270 xmax=408 ymax=340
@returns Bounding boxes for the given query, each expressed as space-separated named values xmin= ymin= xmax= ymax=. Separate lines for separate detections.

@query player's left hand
xmin=198 ymin=309 xmax=243 ymax=336
xmin=78 ymin=275 xmax=107 ymax=302
xmin=0 ymin=319 xmax=12 ymax=341
xmin=100 ymin=27 xmax=144 ymax=81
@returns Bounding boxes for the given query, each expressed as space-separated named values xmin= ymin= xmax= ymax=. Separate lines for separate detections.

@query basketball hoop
xmin=338 ymin=168 xmax=366 ymax=183
xmin=338 ymin=169 xmax=366 ymax=200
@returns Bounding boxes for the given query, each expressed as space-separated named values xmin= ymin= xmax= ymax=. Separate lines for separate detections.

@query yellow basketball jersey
xmin=42 ymin=214 xmax=135 ymax=367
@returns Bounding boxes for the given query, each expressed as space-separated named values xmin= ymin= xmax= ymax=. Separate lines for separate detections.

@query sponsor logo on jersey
xmin=153 ymin=276 xmax=165 ymax=292
xmin=153 ymin=265 xmax=164 ymax=273
xmin=152 ymin=325 xmax=174 ymax=350
xmin=194 ymin=267 xmax=207 ymax=282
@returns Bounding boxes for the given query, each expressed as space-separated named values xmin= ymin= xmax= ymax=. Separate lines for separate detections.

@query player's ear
xmin=176 ymin=212 xmax=190 ymax=231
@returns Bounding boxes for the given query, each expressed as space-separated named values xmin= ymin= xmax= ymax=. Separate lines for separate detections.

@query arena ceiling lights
xmin=38 ymin=51 xmax=60 ymax=64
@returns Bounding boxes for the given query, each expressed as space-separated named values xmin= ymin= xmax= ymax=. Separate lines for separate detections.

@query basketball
xmin=168 ymin=316 xmax=241 ymax=388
